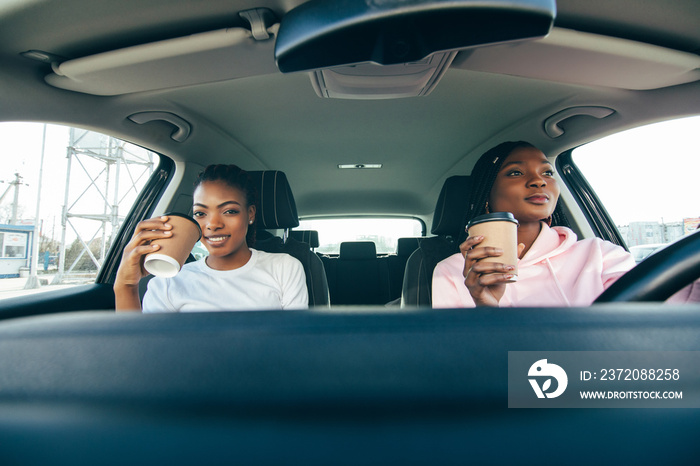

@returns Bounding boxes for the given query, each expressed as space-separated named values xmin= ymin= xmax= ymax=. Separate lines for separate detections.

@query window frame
xmin=97 ymin=155 xmax=174 ymax=284
xmin=556 ymin=149 xmax=627 ymax=248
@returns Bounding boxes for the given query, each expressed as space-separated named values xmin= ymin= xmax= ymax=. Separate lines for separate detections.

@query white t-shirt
xmin=142 ymin=249 xmax=308 ymax=312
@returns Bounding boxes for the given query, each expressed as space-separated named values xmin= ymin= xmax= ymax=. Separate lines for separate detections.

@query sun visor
xmin=45 ymin=25 xmax=280 ymax=96
xmin=453 ymin=28 xmax=700 ymax=90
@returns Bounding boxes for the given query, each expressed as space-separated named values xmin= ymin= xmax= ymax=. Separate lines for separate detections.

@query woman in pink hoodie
xmin=432 ymin=141 xmax=635 ymax=308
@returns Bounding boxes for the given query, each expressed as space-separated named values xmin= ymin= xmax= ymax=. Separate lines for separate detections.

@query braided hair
xmin=463 ymin=141 xmax=568 ymax=239
xmin=194 ymin=164 xmax=258 ymax=246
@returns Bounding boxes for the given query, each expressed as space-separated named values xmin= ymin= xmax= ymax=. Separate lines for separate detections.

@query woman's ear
xmin=248 ymin=204 xmax=256 ymax=225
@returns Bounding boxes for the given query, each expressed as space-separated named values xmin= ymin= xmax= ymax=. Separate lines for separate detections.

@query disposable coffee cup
xmin=467 ymin=212 xmax=519 ymax=282
xmin=143 ymin=212 xmax=202 ymax=278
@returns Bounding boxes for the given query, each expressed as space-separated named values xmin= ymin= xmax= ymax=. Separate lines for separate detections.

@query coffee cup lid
xmin=164 ymin=211 xmax=202 ymax=241
xmin=467 ymin=212 xmax=519 ymax=229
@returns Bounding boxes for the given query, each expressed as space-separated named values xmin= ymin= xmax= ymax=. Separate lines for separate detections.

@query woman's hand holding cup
xmin=460 ymin=235 xmax=519 ymax=306
xmin=461 ymin=212 xmax=524 ymax=307
xmin=115 ymin=216 xmax=173 ymax=288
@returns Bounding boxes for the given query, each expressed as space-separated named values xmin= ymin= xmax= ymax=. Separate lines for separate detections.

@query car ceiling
xmin=0 ymin=0 xmax=699 ymax=219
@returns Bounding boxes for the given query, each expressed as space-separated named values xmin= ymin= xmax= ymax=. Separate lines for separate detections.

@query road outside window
xmin=0 ymin=123 xmax=159 ymax=300
xmin=572 ymin=116 xmax=700 ymax=262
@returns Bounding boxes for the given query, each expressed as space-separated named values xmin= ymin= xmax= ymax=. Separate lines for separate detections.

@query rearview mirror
xmin=275 ymin=0 xmax=556 ymax=72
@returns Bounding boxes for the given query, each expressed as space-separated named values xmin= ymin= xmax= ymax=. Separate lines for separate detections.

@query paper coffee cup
xmin=467 ymin=212 xmax=519 ymax=282
xmin=144 ymin=212 xmax=202 ymax=278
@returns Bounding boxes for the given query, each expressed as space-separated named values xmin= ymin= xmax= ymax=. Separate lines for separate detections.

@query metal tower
xmin=52 ymin=128 xmax=156 ymax=284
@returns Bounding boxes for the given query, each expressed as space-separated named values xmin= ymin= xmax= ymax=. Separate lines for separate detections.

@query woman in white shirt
xmin=114 ymin=164 xmax=308 ymax=312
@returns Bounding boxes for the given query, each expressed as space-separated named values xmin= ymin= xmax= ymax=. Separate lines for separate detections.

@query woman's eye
xmin=224 ymin=209 xmax=240 ymax=215
xmin=543 ymin=169 xmax=554 ymax=176
xmin=506 ymin=170 xmax=522 ymax=176
xmin=193 ymin=211 xmax=204 ymax=218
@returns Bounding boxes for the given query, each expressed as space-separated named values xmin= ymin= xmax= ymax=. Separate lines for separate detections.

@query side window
xmin=0 ymin=123 xmax=159 ymax=299
xmin=572 ymin=116 xmax=700 ymax=263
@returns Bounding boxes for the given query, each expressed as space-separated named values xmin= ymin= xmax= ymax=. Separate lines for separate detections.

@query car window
xmin=297 ymin=218 xmax=424 ymax=254
xmin=571 ymin=115 xmax=700 ymax=261
xmin=0 ymin=122 xmax=159 ymax=300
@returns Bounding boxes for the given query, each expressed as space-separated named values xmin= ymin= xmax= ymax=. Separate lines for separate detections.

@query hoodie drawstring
xmin=545 ymin=258 xmax=571 ymax=306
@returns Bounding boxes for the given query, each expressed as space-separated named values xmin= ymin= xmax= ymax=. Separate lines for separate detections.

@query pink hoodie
xmin=432 ymin=223 xmax=636 ymax=308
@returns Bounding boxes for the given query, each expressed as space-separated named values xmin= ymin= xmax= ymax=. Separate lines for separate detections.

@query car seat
xmin=249 ymin=171 xmax=331 ymax=307
xmin=325 ymin=241 xmax=391 ymax=305
xmin=387 ymin=237 xmax=421 ymax=303
xmin=401 ymin=176 xmax=471 ymax=306
xmin=289 ymin=230 xmax=320 ymax=251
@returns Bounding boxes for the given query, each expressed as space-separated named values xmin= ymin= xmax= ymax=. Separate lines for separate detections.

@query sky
xmin=0 ymin=124 xmax=68 ymax=237
xmin=572 ymin=115 xmax=700 ymax=226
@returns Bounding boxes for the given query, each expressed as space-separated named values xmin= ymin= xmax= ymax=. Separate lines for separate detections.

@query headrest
xmin=247 ymin=170 xmax=299 ymax=229
xmin=431 ymin=175 xmax=471 ymax=237
xmin=396 ymin=237 xmax=420 ymax=258
xmin=290 ymin=230 xmax=320 ymax=248
xmin=339 ymin=241 xmax=377 ymax=260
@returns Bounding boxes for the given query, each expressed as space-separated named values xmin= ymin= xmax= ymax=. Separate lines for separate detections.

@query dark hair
xmin=464 ymin=141 xmax=568 ymax=235
xmin=194 ymin=164 xmax=258 ymax=246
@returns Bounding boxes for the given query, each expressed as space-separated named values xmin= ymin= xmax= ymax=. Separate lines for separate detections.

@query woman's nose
xmin=206 ymin=213 xmax=223 ymax=230
xmin=527 ymin=173 xmax=546 ymax=187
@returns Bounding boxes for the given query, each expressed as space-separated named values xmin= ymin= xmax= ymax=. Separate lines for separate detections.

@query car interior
xmin=0 ymin=0 xmax=699 ymax=463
